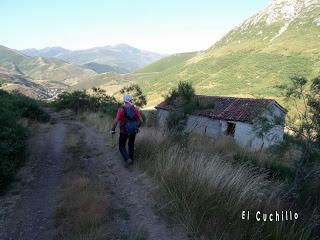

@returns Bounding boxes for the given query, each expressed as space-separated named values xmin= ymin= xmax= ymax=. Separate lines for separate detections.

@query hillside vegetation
xmin=136 ymin=51 xmax=199 ymax=73
xmin=0 ymin=90 xmax=49 ymax=192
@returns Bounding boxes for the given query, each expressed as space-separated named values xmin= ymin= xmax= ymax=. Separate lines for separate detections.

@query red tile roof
xmin=155 ymin=95 xmax=287 ymax=123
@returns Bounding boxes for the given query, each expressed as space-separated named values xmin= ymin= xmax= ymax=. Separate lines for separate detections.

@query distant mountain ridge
xmin=22 ymin=47 xmax=71 ymax=58
xmin=20 ymin=44 xmax=164 ymax=73
xmin=121 ymin=0 xmax=320 ymax=107
xmin=0 ymin=44 xmax=96 ymax=99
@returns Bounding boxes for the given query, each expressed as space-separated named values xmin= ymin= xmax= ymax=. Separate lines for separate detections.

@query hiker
xmin=111 ymin=95 xmax=143 ymax=166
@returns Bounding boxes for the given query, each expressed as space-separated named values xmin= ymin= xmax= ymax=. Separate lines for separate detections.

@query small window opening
xmin=226 ymin=122 xmax=236 ymax=137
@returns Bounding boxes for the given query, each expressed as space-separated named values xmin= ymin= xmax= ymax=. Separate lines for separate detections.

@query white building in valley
xmin=155 ymin=95 xmax=287 ymax=150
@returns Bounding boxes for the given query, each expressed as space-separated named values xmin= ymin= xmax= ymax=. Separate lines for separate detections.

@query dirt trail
xmin=73 ymin=120 xmax=188 ymax=240
xmin=0 ymin=113 xmax=188 ymax=240
xmin=0 ymin=114 xmax=66 ymax=240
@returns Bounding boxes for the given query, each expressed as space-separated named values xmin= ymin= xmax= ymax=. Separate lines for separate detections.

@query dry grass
xmin=78 ymin=112 xmax=318 ymax=240
xmin=134 ymin=126 xmax=317 ymax=239
xmin=54 ymin=130 xmax=111 ymax=240
xmin=78 ymin=112 xmax=113 ymax=134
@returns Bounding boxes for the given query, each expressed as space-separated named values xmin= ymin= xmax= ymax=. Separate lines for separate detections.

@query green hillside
xmin=136 ymin=52 xmax=198 ymax=73
xmin=71 ymin=73 xmax=129 ymax=91
xmin=84 ymin=62 xmax=128 ymax=74
xmin=0 ymin=45 xmax=96 ymax=83
xmin=130 ymin=0 xmax=320 ymax=108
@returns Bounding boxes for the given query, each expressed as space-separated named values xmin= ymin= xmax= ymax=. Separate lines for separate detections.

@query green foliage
xmin=279 ymin=75 xmax=320 ymax=196
xmin=54 ymin=88 xmax=121 ymax=116
xmin=282 ymin=75 xmax=320 ymax=144
xmin=166 ymin=81 xmax=195 ymax=104
xmin=119 ymin=84 xmax=147 ymax=108
xmin=165 ymin=82 xmax=194 ymax=133
xmin=0 ymin=90 xmax=49 ymax=192
xmin=165 ymin=81 xmax=214 ymax=135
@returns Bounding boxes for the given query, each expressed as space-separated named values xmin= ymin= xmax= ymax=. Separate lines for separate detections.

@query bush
xmin=119 ymin=84 xmax=147 ymax=108
xmin=0 ymin=90 xmax=49 ymax=192
xmin=53 ymin=88 xmax=121 ymax=116
xmin=164 ymin=81 xmax=214 ymax=134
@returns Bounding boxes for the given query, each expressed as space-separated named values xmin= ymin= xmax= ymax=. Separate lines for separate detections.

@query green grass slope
xmin=136 ymin=52 xmax=199 ymax=73
xmin=129 ymin=1 xmax=320 ymax=108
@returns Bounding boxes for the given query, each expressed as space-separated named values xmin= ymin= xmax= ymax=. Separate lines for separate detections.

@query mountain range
xmin=130 ymin=0 xmax=320 ymax=106
xmin=1 ymin=0 xmax=319 ymax=108
xmin=0 ymin=44 xmax=97 ymax=98
xmin=0 ymin=44 xmax=163 ymax=98
xmin=122 ymin=0 xmax=320 ymax=107
xmin=21 ymin=44 xmax=164 ymax=73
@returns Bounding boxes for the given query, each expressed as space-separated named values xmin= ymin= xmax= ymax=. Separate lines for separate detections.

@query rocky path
xmin=0 ymin=113 xmax=188 ymax=240
xmin=0 ymin=115 xmax=66 ymax=240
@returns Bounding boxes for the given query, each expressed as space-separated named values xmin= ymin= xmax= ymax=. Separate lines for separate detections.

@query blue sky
xmin=0 ymin=0 xmax=269 ymax=54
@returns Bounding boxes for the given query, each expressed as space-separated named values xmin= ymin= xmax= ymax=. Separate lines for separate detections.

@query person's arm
xmin=111 ymin=108 xmax=122 ymax=133
xmin=111 ymin=118 xmax=118 ymax=134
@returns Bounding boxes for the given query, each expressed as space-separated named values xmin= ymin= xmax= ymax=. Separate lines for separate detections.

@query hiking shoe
xmin=122 ymin=160 xmax=130 ymax=168
xmin=127 ymin=158 xmax=133 ymax=165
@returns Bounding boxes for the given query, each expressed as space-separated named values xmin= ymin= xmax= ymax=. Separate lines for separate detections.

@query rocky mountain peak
xmin=243 ymin=0 xmax=320 ymax=27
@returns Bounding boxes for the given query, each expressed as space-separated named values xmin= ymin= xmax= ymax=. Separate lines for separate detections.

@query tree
xmin=164 ymin=81 xmax=214 ymax=133
xmin=120 ymin=84 xmax=147 ymax=108
xmin=280 ymin=75 xmax=320 ymax=192
xmin=252 ymin=104 xmax=285 ymax=151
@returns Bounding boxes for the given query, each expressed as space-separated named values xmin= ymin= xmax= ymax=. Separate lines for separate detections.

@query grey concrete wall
xmin=156 ymin=105 xmax=285 ymax=151
xmin=186 ymin=115 xmax=222 ymax=137
xmin=157 ymin=109 xmax=170 ymax=128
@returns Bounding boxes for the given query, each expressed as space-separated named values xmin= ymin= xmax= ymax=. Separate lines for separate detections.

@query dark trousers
xmin=119 ymin=133 xmax=136 ymax=161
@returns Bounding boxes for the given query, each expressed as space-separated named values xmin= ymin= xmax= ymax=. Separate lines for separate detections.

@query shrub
xmin=54 ymin=88 xmax=121 ymax=116
xmin=164 ymin=81 xmax=214 ymax=134
xmin=0 ymin=90 xmax=49 ymax=192
xmin=166 ymin=81 xmax=195 ymax=104
xmin=0 ymin=108 xmax=27 ymax=191
xmin=119 ymin=84 xmax=147 ymax=108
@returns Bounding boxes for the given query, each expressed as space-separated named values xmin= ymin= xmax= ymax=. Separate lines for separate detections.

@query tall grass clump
xmin=0 ymin=90 xmax=49 ymax=193
xmin=134 ymin=126 xmax=319 ymax=239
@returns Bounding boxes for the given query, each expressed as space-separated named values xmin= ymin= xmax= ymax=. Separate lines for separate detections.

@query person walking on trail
xmin=111 ymin=95 xmax=143 ymax=166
